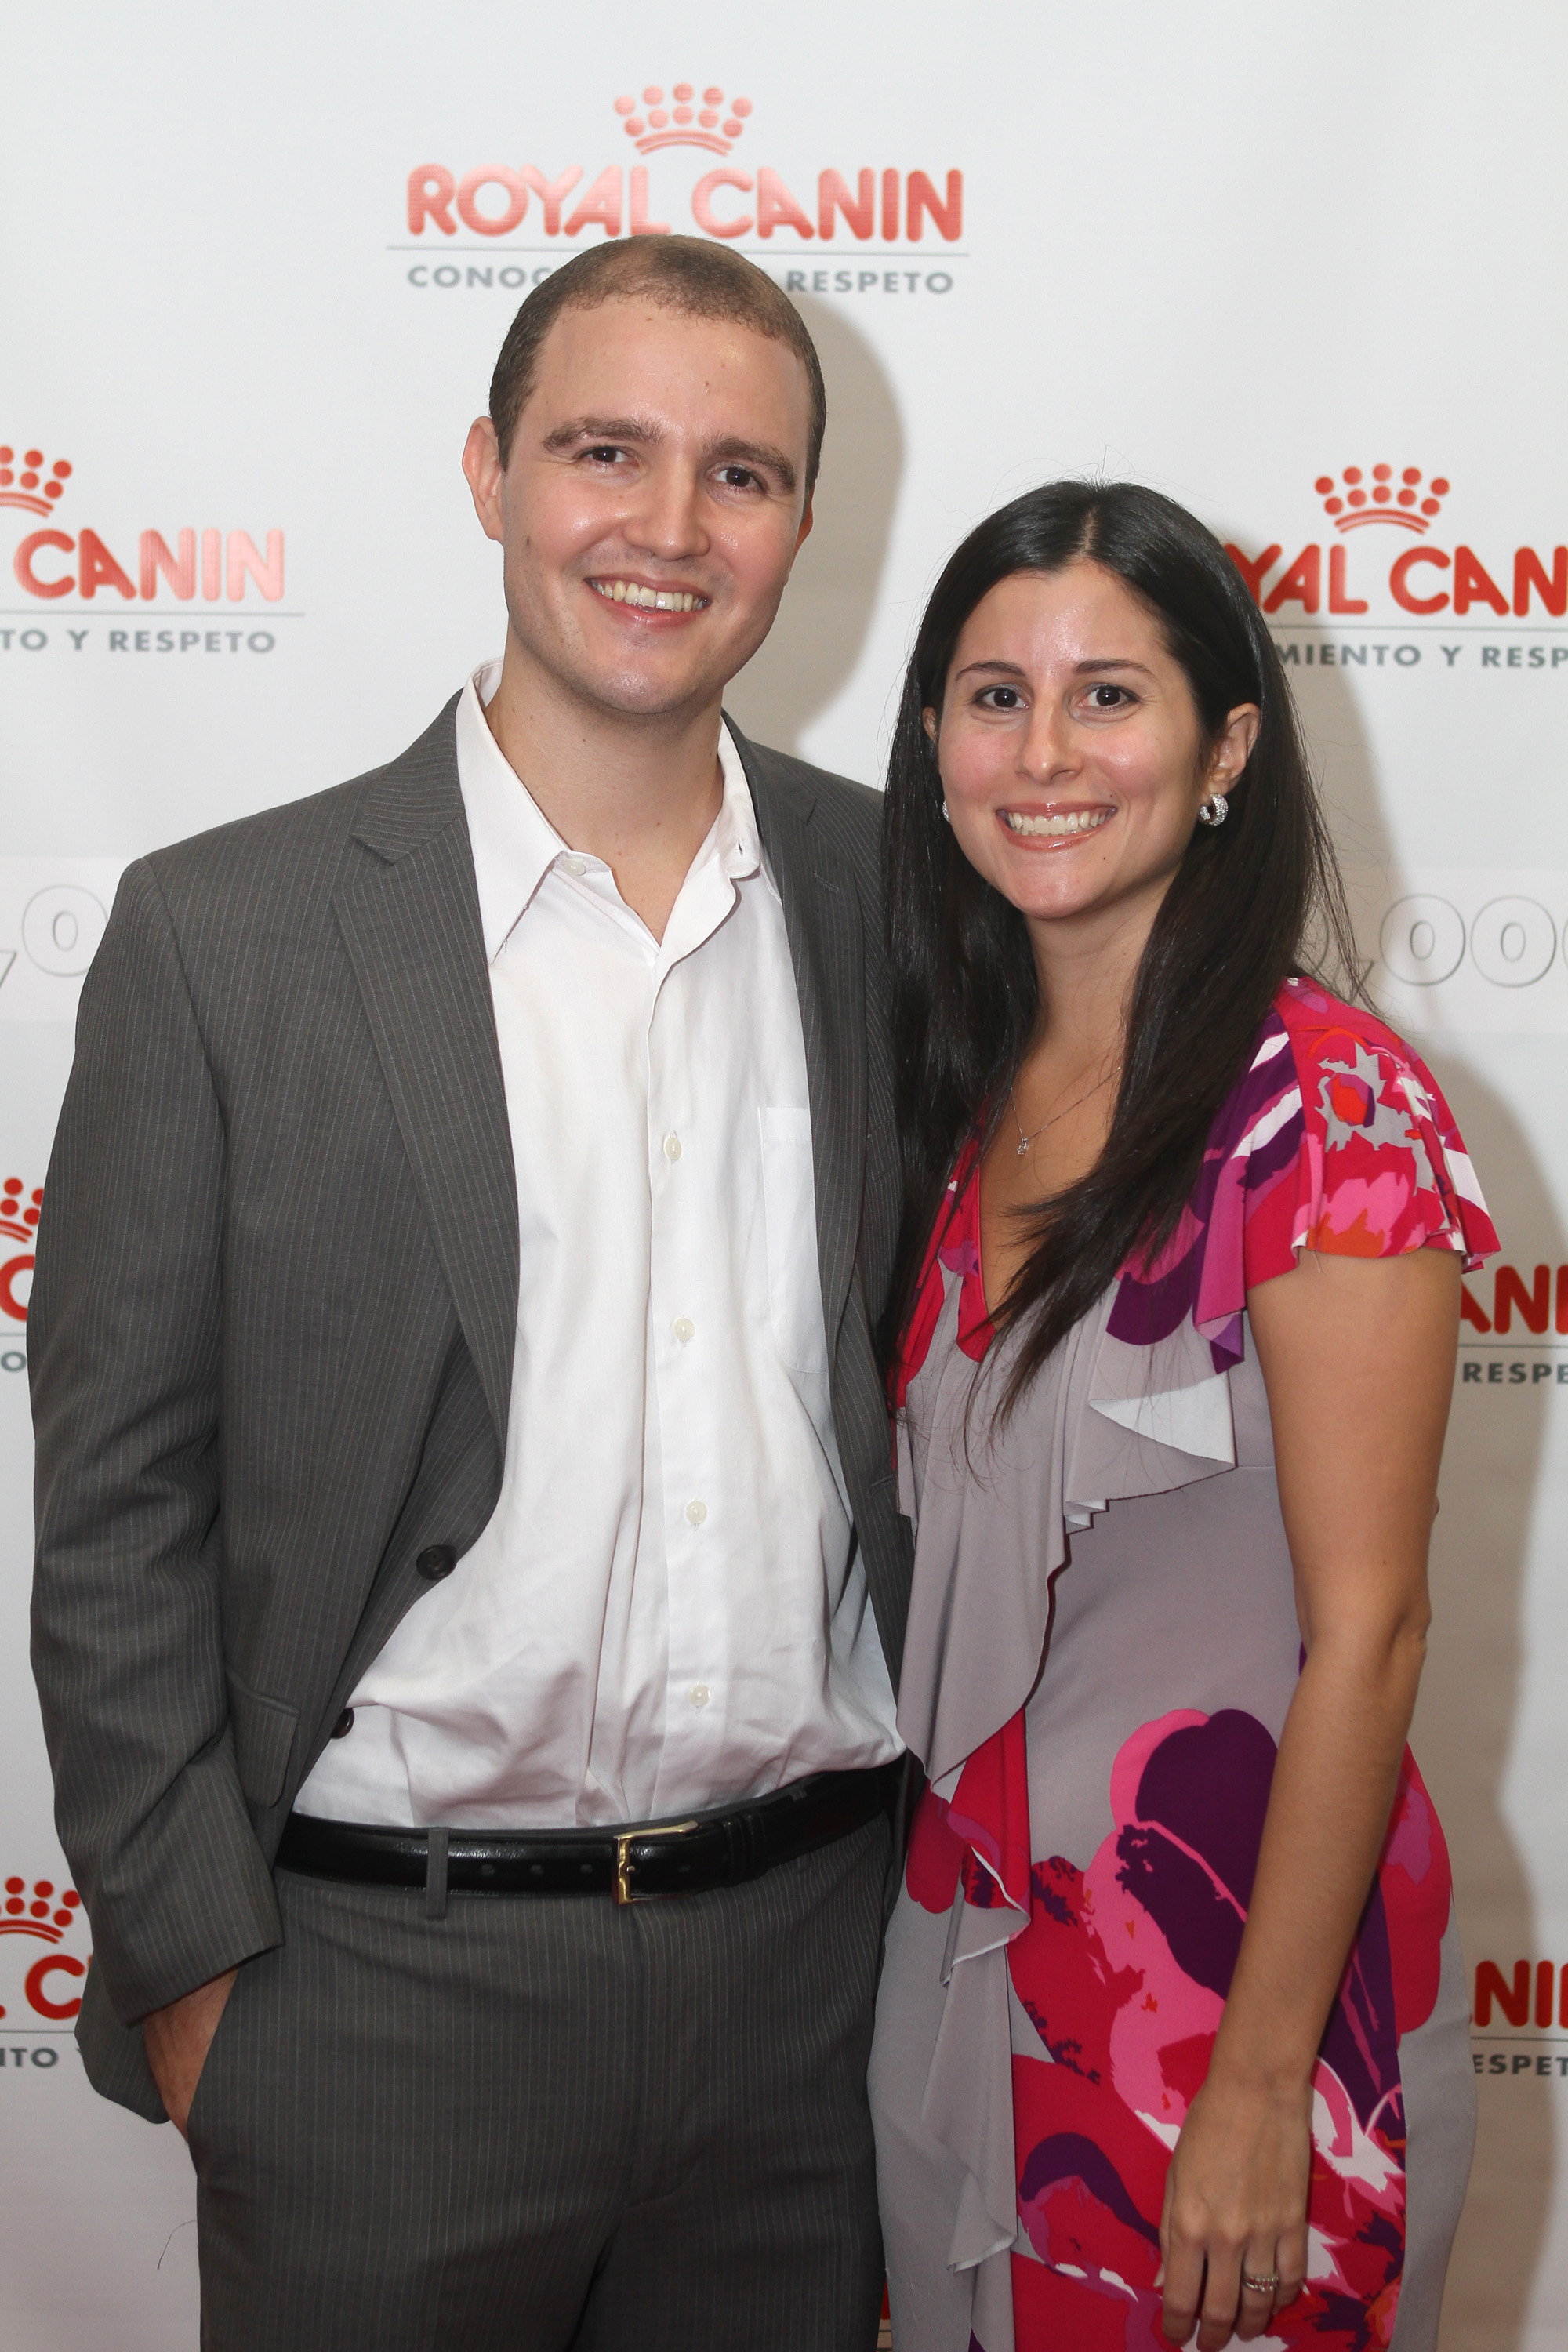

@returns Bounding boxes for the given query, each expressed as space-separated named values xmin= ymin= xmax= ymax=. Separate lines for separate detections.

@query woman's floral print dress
xmin=869 ymin=982 xmax=1497 ymax=2352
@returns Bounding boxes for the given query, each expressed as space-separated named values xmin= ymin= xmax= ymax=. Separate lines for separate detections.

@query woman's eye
xmin=1085 ymin=683 xmax=1131 ymax=710
xmin=978 ymin=686 xmax=1023 ymax=710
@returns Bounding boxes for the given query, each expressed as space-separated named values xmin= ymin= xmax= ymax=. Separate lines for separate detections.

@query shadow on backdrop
xmin=724 ymin=294 xmax=905 ymax=773
xmin=1221 ymin=579 xmax=1553 ymax=2352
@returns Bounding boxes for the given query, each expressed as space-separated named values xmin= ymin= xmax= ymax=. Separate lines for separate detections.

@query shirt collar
xmin=712 ymin=720 xmax=764 ymax=887
xmin=454 ymin=661 xmax=762 ymax=962
xmin=456 ymin=662 xmax=566 ymax=962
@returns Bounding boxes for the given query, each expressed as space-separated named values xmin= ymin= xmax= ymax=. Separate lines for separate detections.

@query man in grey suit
xmin=31 ymin=237 xmax=909 ymax=2350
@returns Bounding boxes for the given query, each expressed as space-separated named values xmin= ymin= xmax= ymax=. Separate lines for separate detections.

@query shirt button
xmin=684 ymin=1498 xmax=707 ymax=1526
xmin=672 ymin=1316 xmax=695 ymax=1343
xmin=562 ymin=855 xmax=586 ymax=877
xmin=331 ymin=1708 xmax=354 ymax=1739
xmin=663 ymin=1131 xmax=681 ymax=1162
xmin=688 ymin=1682 xmax=711 ymax=1710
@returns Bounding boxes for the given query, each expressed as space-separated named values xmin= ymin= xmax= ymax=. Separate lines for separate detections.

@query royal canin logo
xmin=1227 ymin=466 xmax=1565 ymax=622
xmin=2 ymin=1876 xmax=81 ymax=1947
xmin=1476 ymin=1958 xmax=1568 ymax=2031
xmin=0 ymin=1874 xmax=89 ymax=2024
xmin=616 ymin=82 xmax=752 ymax=158
xmin=409 ymin=80 xmax=962 ymax=248
xmin=1 ymin=1174 xmax=38 ymax=1325
xmin=0 ymin=1174 xmax=39 ymax=1247
xmin=0 ymin=446 xmax=72 ymax=518
xmin=1316 ymin=466 xmax=1449 ymax=535
xmin=1461 ymin=1260 xmax=1568 ymax=1339
xmin=3 ymin=446 xmax=285 ymax=607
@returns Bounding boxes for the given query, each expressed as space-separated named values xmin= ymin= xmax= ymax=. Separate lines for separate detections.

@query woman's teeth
xmin=1003 ymin=808 xmax=1112 ymax=837
xmin=592 ymin=580 xmax=704 ymax=612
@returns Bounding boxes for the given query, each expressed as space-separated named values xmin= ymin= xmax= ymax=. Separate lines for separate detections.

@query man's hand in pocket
xmin=143 ymin=1968 xmax=239 ymax=2136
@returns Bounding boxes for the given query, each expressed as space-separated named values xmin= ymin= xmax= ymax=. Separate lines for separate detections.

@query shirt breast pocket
xmin=758 ymin=1105 xmax=823 ymax=1379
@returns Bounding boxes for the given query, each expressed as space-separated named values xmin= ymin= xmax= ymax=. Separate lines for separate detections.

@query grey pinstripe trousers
xmin=186 ymin=1815 xmax=890 ymax=2351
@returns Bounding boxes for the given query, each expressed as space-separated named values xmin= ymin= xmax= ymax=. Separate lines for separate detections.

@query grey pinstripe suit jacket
xmin=28 ymin=699 xmax=911 ymax=2122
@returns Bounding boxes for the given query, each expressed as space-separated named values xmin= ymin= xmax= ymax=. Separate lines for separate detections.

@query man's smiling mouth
xmin=590 ymin=579 xmax=710 ymax=612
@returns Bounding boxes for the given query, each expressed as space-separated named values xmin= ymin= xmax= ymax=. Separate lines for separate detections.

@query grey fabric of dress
xmin=871 ymin=1243 xmax=1476 ymax=2352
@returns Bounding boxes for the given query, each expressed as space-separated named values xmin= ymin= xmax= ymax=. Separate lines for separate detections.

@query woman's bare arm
xmin=1158 ymin=1244 xmax=1460 ymax=2349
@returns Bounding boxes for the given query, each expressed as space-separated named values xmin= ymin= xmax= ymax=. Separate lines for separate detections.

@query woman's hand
xmin=1159 ymin=2064 xmax=1311 ymax=2346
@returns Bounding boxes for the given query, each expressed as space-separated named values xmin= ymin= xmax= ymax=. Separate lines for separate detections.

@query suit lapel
xmin=332 ymin=701 xmax=520 ymax=1444
xmin=733 ymin=720 xmax=867 ymax=1347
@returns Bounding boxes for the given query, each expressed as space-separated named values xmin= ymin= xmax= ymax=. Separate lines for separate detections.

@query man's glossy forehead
xmin=528 ymin=298 xmax=811 ymax=426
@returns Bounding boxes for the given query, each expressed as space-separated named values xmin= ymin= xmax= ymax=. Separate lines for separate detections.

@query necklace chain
xmin=1009 ymin=1065 xmax=1116 ymax=1157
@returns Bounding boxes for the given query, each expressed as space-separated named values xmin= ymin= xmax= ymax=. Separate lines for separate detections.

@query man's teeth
xmin=1004 ymin=809 xmax=1112 ymax=837
xmin=592 ymin=580 xmax=704 ymax=612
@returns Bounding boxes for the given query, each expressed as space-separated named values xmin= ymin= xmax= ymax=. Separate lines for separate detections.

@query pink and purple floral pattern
xmin=909 ymin=1715 xmax=1450 ymax=2351
xmin=892 ymin=983 xmax=1496 ymax=2352
xmin=1107 ymin=977 xmax=1494 ymax=1376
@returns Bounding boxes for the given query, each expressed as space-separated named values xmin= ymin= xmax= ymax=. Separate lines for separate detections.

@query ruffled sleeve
xmin=1100 ymin=979 xmax=1497 ymax=1423
xmin=1243 ymin=978 xmax=1499 ymax=1287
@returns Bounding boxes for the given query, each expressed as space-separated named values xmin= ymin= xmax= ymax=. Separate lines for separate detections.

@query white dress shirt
xmin=296 ymin=663 xmax=901 ymax=1830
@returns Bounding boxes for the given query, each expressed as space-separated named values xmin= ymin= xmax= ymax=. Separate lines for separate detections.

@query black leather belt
xmin=276 ymin=1762 xmax=899 ymax=1905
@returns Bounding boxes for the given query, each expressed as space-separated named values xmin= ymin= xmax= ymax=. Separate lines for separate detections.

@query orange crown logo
xmin=1316 ymin=466 xmax=1449 ymax=535
xmin=0 ymin=446 xmax=71 ymax=519
xmin=615 ymin=83 xmax=753 ymax=157
xmin=2 ymin=1877 xmax=82 ymax=1947
xmin=1 ymin=1177 xmax=41 ymax=1246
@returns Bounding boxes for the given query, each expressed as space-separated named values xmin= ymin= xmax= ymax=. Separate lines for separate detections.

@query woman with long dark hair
xmin=869 ymin=483 xmax=1494 ymax=2352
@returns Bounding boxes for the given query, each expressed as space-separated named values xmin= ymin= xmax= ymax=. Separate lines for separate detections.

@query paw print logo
xmin=615 ymin=84 xmax=753 ymax=156
xmin=0 ymin=447 xmax=72 ymax=520
xmin=1 ymin=1177 xmax=41 ymax=1247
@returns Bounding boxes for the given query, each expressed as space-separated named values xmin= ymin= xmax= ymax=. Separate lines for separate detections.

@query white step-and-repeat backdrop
xmin=2 ymin=2 xmax=1565 ymax=2343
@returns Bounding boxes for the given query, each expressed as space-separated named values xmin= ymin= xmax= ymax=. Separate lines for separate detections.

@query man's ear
xmin=793 ymin=496 xmax=815 ymax=557
xmin=463 ymin=416 xmax=506 ymax=546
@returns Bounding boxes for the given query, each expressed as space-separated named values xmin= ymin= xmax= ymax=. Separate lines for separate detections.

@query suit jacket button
xmin=332 ymin=1708 xmax=354 ymax=1738
xmin=416 ymin=1544 xmax=457 ymax=1581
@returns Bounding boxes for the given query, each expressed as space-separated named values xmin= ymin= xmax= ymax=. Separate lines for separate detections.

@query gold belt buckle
xmin=613 ymin=1820 xmax=700 ymax=1904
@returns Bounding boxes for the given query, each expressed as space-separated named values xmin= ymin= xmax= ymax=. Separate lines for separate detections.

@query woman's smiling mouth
xmin=1000 ymin=807 xmax=1114 ymax=839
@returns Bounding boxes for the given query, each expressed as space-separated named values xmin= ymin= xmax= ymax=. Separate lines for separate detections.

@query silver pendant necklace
xmin=1009 ymin=1065 xmax=1116 ymax=1157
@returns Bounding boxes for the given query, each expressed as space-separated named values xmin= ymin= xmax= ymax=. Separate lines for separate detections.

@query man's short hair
xmin=488 ymin=237 xmax=827 ymax=499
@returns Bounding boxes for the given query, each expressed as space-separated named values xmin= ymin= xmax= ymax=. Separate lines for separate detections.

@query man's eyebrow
xmin=539 ymin=417 xmax=798 ymax=495
xmin=540 ymin=414 xmax=665 ymax=452
xmin=706 ymin=436 xmax=798 ymax=494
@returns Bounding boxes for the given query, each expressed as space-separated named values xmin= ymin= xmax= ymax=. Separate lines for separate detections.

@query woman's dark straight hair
xmin=880 ymin=479 xmax=1361 ymax=1418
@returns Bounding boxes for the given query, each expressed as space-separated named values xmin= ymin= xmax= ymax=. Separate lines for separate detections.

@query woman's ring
xmin=1241 ymin=2272 xmax=1280 ymax=2295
